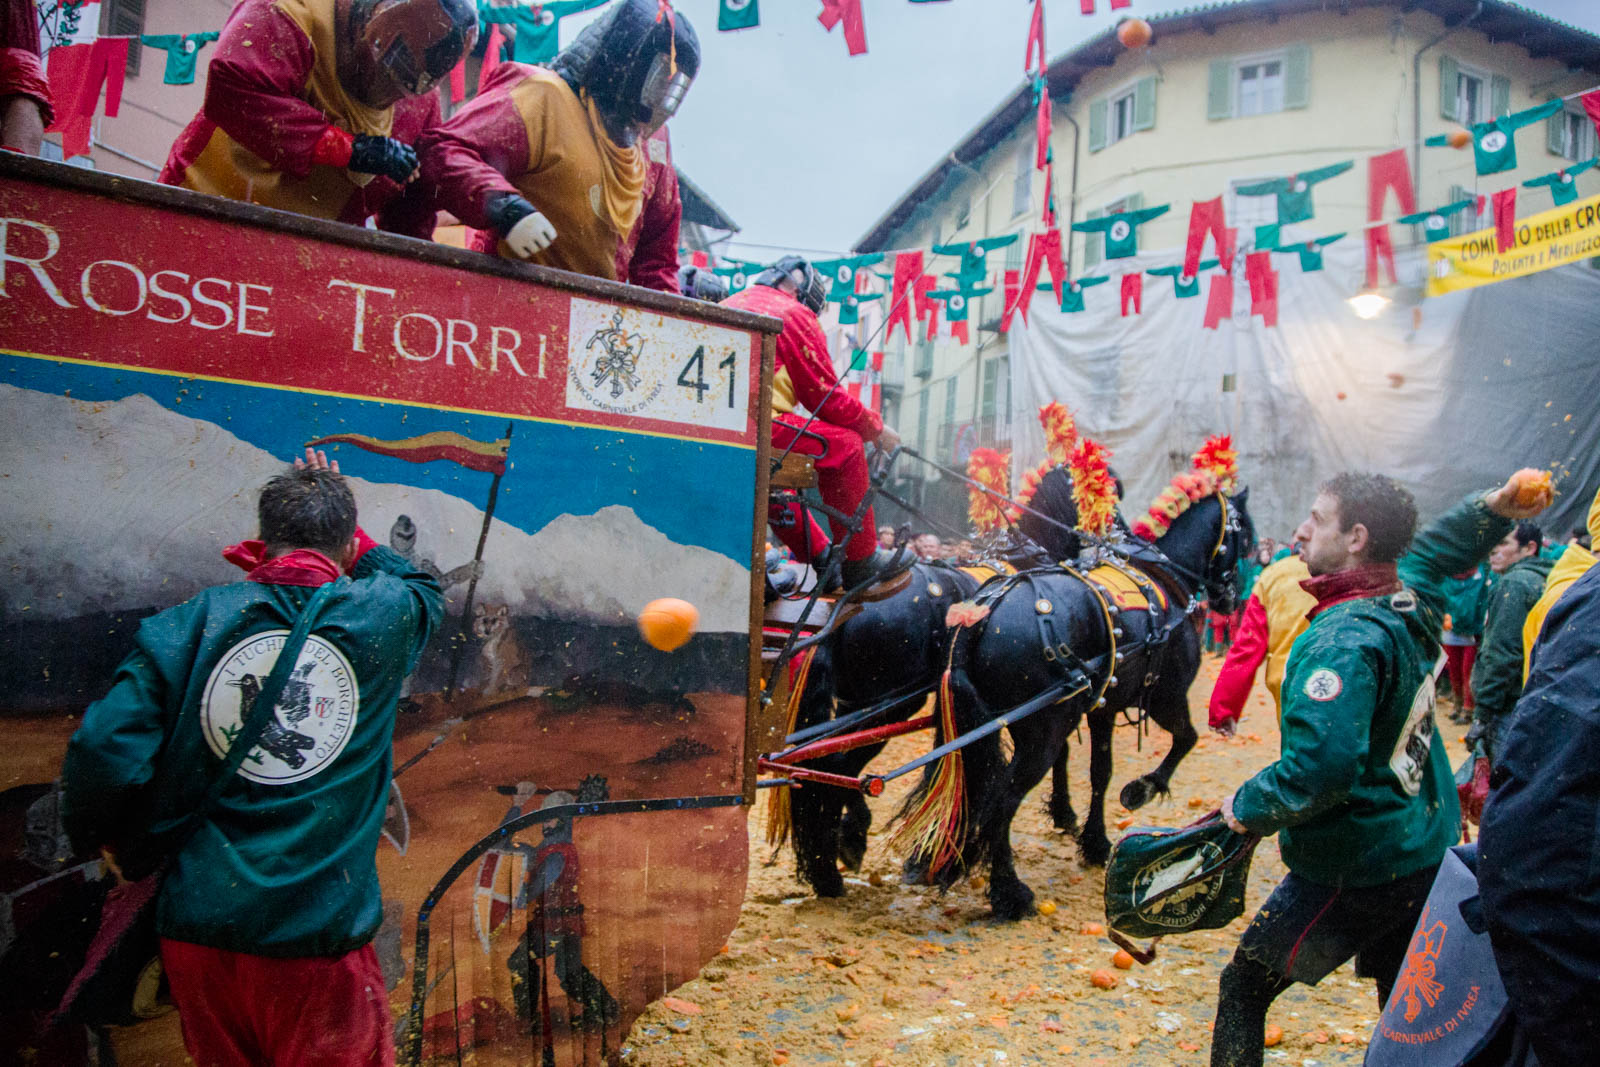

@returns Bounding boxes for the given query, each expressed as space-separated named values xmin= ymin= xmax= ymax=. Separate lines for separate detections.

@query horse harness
xmin=964 ymin=491 xmax=1239 ymax=732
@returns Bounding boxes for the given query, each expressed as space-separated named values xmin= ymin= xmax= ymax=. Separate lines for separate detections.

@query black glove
xmin=485 ymin=192 xmax=537 ymax=236
xmin=348 ymin=135 xmax=418 ymax=183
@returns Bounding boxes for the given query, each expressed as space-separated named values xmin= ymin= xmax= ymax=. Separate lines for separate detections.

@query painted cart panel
xmin=0 ymin=157 xmax=778 ymax=1064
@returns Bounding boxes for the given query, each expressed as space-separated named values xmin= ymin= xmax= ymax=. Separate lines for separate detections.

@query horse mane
xmin=1131 ymin=470 xmax=1222 ymax=542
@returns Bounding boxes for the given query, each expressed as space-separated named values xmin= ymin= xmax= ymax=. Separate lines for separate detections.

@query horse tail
xmin=763 ymin=645 xmax=819 ymax=851
xmin=887 ymin=661 xmax=968 ymax=876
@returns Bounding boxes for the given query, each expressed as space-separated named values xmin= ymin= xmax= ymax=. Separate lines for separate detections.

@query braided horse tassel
xmin=886 ymin=667 xmax=967 ymax=876
xmin=763 ymin=646 xmax=816 ymax=850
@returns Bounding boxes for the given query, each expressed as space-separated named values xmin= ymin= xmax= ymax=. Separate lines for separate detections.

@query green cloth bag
xmin=1104 ymin=812 xmax=1260 ymax=941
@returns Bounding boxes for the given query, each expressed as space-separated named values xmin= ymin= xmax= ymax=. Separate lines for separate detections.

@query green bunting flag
xmin=1523 ymin=158 xmax=1600 ymax=207
xmin=933 ymin=235 xmax=1018 ymax=289
xmin=1234 ymin=161 xmax=1352 ymax=223
xmin=832 ymin=290 xmax=882 ymax=325
xmin=718 ymin=0 xmax=760 ymax=31
xmin=1071 ymin=206 xmax=1170 ymax=259
xmin=140 ymin=32 xmax=219 ymax=85
xmin=1285 ymin=234 xmax=1344 ymax=272
xmin=1057 ymin=275 xmax=1109 ymax=313
xmin=1399 ymin=201 xmax=1476 ymax=243
xmin=1426 ymin=100 xmax=1563 ymax=176
xmin=814 ymin=253 xmax=885 ymax=299
xmin=713 ymin=259 xmax=768 ymax=295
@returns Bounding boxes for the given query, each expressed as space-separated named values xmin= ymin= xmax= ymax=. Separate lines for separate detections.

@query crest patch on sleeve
xmin=1303 ymin=667 xmax=1343 ymax=702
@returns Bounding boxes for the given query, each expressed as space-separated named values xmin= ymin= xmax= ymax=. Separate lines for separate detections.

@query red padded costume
xmin=725 ymin=283 xmax=883 ymax=563
xmin=158 ymin=0 xmax=442 ymax=237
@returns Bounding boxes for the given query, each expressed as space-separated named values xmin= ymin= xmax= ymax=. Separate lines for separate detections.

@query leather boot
xmin=840 ymin=546 xmax=910 ymax=590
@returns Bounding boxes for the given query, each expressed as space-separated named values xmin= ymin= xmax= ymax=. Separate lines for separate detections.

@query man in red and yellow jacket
xmin=414 ymin=0 xmax=697 ymax=286
xmin=160 ymin=0 xmax=476 ymax=236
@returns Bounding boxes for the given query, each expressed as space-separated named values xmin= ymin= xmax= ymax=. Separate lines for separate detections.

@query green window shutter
xmin=1084 ymin=207 xmax=1104 ymax=269
xmin=1088 ymin=97 xmax=1108 ymax=152
xmin=1125 ymin=192 xmax=1144 ymax=211
xmin=1439 ymin=55 xmax=1459 ymax=121
xmin=1547 ymin=96 xmax=1566 ymax=156
xmin=1490 ymin=75 xmax=1510 ymax=120
xmin=1133 ymin=76 xmax=1156 ymax=131
xmin=1283 ymin=44 xmax=1310 ymax=109
xmin=1207 ymin=60 xmax=1232 ymax=120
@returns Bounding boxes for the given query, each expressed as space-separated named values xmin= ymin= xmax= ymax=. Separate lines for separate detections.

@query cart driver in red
xmin=413 ymin=0 xmax=698 ymax=285
xmin=726 ymin=257 xmax=908 ymax=591
xmin=159 ymin=0 xmax=476 ymax=236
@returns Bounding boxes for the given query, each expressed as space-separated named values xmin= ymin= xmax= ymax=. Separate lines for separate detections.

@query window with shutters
xmin=1552 ymin=104 xmax=1598 ymax=162
xmin=1447 ymin=184 xmax=1482 ymax=238
xmin=103 ymin=0 xmax=146 ymax=75
xmin=1235 ymin=54 xmax=1285 ymax=117
xmin=1209 ymin=45 xmax=1308 ymax=120
xmin=1088 ymin=76 xmax=1156 ymax=151
xmin=1012 ymin=138 xmax=1032 ymax=217
xmin=979 ymin=357 xmax=1010 ymax=446
xmin=913 ymin=339 xmax=933 ymax=379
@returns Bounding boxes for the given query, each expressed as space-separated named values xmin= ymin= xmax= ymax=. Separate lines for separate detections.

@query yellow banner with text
xmin=1426 ymin=193 xmax=1600 ymax=296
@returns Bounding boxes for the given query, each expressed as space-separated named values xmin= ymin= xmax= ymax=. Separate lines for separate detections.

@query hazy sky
xmin=559 ymin=0 xmax=1600 ymax=259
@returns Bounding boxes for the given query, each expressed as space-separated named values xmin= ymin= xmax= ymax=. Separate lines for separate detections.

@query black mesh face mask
xmin=552 ymin=0 xmax=700 ymax=146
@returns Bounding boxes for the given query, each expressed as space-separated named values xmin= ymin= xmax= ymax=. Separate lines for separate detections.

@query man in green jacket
xmin=61 ymin=449 xmax=442 ymax=1065
xmin=1210 ymin=471 xmax=1549 ymax=1067
xmin=1467 ymin=522 xmax=1553 ymax=763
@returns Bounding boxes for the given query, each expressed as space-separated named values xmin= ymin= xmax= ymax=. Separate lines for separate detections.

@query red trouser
xmin=161 ymin=938 xmax=393 ymax=1067
xmin=770 ymin=413 xmax=876 ymax=563
xmin=1444 ymin=641 xmax=1476 ymax=710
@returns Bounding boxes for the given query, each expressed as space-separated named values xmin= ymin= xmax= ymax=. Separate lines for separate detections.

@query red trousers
xmin=1444 ymin=642 xmax=1476 ymax=710
xmin=161 ymin=938 xmax=393 ymax=1067
xmin=770 ymin=413 xmax=876 ymax=563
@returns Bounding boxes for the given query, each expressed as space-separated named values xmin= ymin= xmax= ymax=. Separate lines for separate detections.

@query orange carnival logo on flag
xmin=306 ymin=430 xmax=510 ymax=474
xmin=1394 ymin=907 xmax=1449 ymax=1023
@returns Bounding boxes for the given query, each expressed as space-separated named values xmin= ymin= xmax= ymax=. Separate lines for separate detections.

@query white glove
xmin=505 ymin=211 xmax=557 ymax=258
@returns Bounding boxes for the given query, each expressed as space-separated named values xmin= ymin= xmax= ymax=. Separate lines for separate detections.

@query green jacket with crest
xmin=1231 ymin=494 xmax=1510 ymax=887
xmin=61 ymin=545 xmax=442 ymax=957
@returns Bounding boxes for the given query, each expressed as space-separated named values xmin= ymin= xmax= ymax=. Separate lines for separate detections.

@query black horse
xmin=903 ymin=485 xmax=1254 ymax=920
xmin=781 ymin=467 xmax=1097 ymax=897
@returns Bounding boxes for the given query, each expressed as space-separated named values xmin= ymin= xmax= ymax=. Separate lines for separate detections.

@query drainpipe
xmin=1061 ymin=105 xmax=1082 ymax=276
xmin=1413 ymin=1 xmax=1483 ymax=202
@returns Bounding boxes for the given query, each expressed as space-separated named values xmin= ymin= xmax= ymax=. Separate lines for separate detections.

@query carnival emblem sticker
xmin=1303 ymin=668 xmax=1343 ymax=701
xmin=201 ymin=631 xmax=359 ymax=785
xmin=1132 ymin=840 xmax=1226 ymax=930
xmin=565 ymin=298 xmax=751 ymax=432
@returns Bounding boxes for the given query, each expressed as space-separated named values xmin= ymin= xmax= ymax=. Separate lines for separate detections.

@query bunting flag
xmin=843 ymin=350 xmax=883 ymax=413
xmin=914 ymin=273 xmax=941 ymax=339
xmin=1119 ymin=272 xmax=1142 ymax=317
xmin=1365 ymin=149 xmax=1415 ymax=289
xmin=1009 ymin=228 xmax=1066 ymax=323
xmin=1287 ymin=234 xmax=1343 ymax=272
xmin=999 ymin=268 xmax=1022 ymax=332
xmin=1244 ymin=251 xmax=1278 ymax=327
xmin=934 ymin=235 xmax=1018 ymax=288
xmin=1522 ymin=158 xmax=1599 ymax=207
xmin=139 ymin=32 xmax=219 ymax=86
xmin=815 ymin=253 xmax=884 ymax=299
xmin=306 ymin=431 xmax=509 ymax=474
xmin=885 ymin=252 xmax=923 ymax=342
xmin=1365 ymin=224 xmax=1398 ymax=288
xmin=930 ymin=286 xmax=988 ymax=344
xmin=1074 ymin=205 xmax=1170 ymax=260
xmin=1400 ymin=201 xmax=1475 ymax=243
xmin=1183 ymin=196 xmax=1227 ymax=280
xmin=479 ymin=24 xmax=507 ymax=91
xmin=1024 ymin=0 xmax=1045 ymax=73
xmin=1492 ymin=187 xmax=1517 ymax=254
xmin=1146 ymin=264 xmax=1202 ymax=298
xmin=45 ymin=37 xmax=131 ymax=158
xmin=718 ymin=0 xmax=760 ymax=31
xmin=1059 ymin=275 xmax=1108 ymax=313
xmin=1233 ymin=162 xmax=1352 ymax=223
xmin=1202 ymin=271 xmax=1233 ymax=330
xmin=1426 ymin=100 xmax=1562 ymax=176
xmin=1584 ymin=90 xmax=1600 ymax=143
xmin=713 ymin=258 xmax=766 ymax=295
xmin=818 ymin=0 xmax=867 ymax=56
xmin=831 ymin=289 xmax=881 ymax=325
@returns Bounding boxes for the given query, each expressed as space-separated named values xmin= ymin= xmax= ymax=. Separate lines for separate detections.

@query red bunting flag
xmin=1492 ymin=187 xmax=1517 ymax=254
xmin=1008 ymin=229 xmax=1066 ymax=324
xmin=1202 ymin=271 xmax=1234 ymax=330
xmin=885 ymin=252 xmax=922 ymax=343
xmin=818 ymin=0 xmax=867 ymax=56
xmin=1120 ymin=273 xmax=1142 ymax=317
xmin=1183 ymin=197 xmax=1228 ymax=280
xmin=999 ymin=269 xmax=1022 ymax=333
xmin=1244 ymin=251 xmax=1278 ymax=327
xmin=1025 ymin=0 xmax=1045 ymax=73
xmin=1365 ymin=225 xmax=1397 ymax=288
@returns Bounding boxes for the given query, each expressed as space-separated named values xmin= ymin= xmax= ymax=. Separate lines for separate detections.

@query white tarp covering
xmin=1007 ymin=233 xmax=1600 ymax=543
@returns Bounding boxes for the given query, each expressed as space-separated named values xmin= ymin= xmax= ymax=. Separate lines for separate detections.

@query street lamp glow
xmin=1347 ymin=290 xmax=1390 ymax=319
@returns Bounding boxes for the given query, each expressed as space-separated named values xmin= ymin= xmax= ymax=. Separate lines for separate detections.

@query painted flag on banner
xmin=844 ymin=350 xmax=883 ymax=413
xmin=718 ymin=0 xmax=759 ymax=31
xmin=307 ymin=431 xmax=510 ymax=474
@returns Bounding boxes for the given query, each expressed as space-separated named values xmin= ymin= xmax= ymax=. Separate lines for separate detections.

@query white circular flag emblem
xmin=1293 ymin=179 xmax=1308 ymax=193
xmin=727 ymin=0 xmax=751 ymax=8
xmin=1426 ymin=214 xmax=1444 ymax=229
xmin=1303 ymin=667 xmax=1343 ymax=702
xmin=1110 ymin=220 xmax=1132 ymax=242
xmin=836 ymin=264 xmax=853 ymax=284
xmin=950 ymin=293 xmax=966 ymax=312
xmin=731 ymin=271 xmax=748 ymax=289
xmin=539 ymin=9 xmax=555 ymax=26
xmin=201 ymin=631 xmax=360 ymax=785
xmin=1479 ymin=130 xmax=1507 ymax=153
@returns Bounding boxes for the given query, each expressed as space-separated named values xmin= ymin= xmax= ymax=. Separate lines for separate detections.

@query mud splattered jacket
xmin=61 ymin=545 xmax=441 ymax=957
xmin=1231 ymin=494 xmax=1511 ymax=887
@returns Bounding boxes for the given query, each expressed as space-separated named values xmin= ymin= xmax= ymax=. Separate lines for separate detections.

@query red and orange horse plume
xmin=1010 ymin=401 xmax=1079 ymax=519
xmin=966 ymin=447 xmax=1012 ymax=535
xmin=1069 ymin=438 xmax=1117 ymax=536
xmin=1191 ymin=434 xmax=1239 ymax=492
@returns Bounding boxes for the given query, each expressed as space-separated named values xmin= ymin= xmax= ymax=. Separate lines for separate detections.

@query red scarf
xmin=223 ymin=541 xmax=343 ymax=587
xmin=1300 ymin=562 xmax=1401 ymax=621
